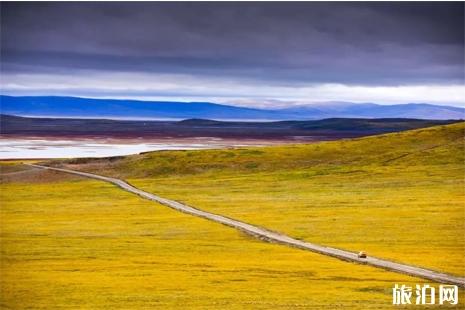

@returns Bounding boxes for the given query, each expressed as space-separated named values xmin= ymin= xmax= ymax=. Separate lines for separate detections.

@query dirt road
xmin=28 ymin=163 xmax=465 ymax=287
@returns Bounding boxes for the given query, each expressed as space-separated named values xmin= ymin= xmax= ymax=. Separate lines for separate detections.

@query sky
xmin=1 ymin=2 xmax=464 ymax=108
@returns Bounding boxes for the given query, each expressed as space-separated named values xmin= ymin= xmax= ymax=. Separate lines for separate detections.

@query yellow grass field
xmin=2 ymin=123 xmax=464 ymax=308
xmin=1 ymin=167 xmax=445 ymax=309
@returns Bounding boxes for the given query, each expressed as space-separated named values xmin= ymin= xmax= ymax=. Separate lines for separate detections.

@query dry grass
xmin=2 ymin=123 xmax=464 ymax=308
xmin=1 ymin=168 xmax=448 ymax=309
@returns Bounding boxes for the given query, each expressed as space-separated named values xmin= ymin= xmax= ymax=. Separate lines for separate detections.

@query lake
xmin=0 ymin=137 xmax=285 ymax=159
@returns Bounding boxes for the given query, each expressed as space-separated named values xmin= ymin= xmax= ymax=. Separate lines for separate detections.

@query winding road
xmin=28 ymin=163 xmax=465 ymax=288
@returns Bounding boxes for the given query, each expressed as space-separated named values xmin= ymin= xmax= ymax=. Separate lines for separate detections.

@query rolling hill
xmin=55 ymin=121 xmax=464 ymax=178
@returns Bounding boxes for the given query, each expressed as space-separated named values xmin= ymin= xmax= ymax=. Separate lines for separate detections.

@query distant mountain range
xmin=1 ymin=95 xmax=463 ymax=120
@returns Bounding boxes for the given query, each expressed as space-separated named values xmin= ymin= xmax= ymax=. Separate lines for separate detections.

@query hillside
xmin=56 ymin=122 xmax=465 ymax=178
xmin=2 ymin=95 xmax=464 ymax=120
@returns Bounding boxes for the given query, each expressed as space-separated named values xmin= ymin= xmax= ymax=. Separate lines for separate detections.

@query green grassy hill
xmin=58 ymin=121 xmax=464 ymax=178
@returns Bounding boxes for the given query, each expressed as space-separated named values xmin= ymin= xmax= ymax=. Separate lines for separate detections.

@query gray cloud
xmin=1 ymin=2 xmax=464 ymax=87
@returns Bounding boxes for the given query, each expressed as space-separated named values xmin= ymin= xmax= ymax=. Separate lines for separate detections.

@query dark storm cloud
xmin=1 ymin=2 xmax=464 ymax=85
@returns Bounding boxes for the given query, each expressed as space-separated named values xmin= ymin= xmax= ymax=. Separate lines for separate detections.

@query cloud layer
xmin=1 ymin=2 xmax=464 ymax=106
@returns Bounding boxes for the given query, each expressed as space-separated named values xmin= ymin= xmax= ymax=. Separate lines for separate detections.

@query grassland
xmin=0 ymin=166 xmax=442 ymax=309
xmin=59 ymin=122 xmax=465 ymax=277
xmin=2 ymin=123 xmax=464 ymax=308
